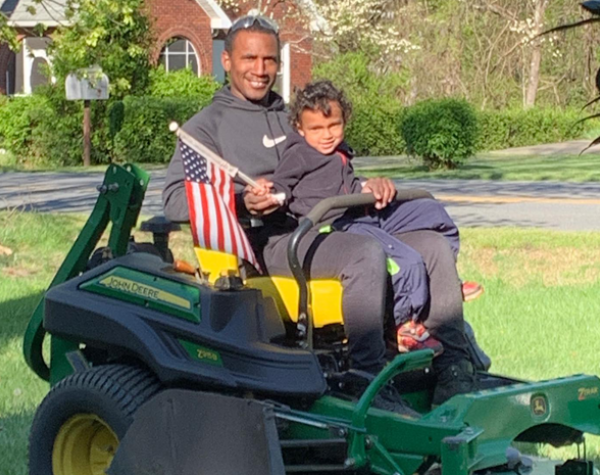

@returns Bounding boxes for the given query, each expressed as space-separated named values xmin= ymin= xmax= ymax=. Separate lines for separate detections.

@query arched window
xmin=159 ymin=38 xmax=200 ymax=75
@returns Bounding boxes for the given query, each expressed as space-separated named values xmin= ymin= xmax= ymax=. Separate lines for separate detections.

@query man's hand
xmin=362 ymin=177 xmax=396 ymax=209
xmin=244 ymin=178 xmax=280 ymax=216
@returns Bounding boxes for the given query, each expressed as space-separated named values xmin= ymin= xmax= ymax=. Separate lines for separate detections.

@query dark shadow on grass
xmin=0 ymin=292 xmax=44 ymax=347
xmin=0 ymin=409 xmax=34 ymax=475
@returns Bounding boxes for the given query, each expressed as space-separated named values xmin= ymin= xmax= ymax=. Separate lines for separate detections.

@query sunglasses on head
xmin=230 ymin=15 xmax=279 ymax=34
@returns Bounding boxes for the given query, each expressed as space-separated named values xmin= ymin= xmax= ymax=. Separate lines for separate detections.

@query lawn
xmin=2 ymin=211 xmax=600 ymax=473
xmin=361 ymin=152 xmax=600 ymax=181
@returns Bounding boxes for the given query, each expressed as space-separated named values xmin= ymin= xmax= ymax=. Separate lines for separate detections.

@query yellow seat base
xmin=246 ymin=276 xmax=343 ymax=327
xmin=195 ymin=248 xmax=344 ymax=328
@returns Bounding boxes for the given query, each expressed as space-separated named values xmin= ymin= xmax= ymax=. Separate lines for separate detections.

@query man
xmin=162 ymin=15 xmax=476 ymax=406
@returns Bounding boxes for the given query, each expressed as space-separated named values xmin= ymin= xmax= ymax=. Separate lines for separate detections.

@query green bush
xmin=112 ymin=96 xmax=207 ymax=163
xmin=346 ymin=100 xmax=405 ymax=156
xmin=30 ymin=84 xmax=112 ymax=166
xmin=0 ymin=94 xmax=50 ymax=161
xmin=402 ymin=98 xmax=478 ymax=169
xmin=149 ymin=67 xmax=221 ymax=100
xmin=108 ymin=70 xmax=219 ymax=163
xmin=0 ymin=87 xmax=101 ymax=167
xmin=477 ymin=108 xmax=588 ymax=151
xmin=0 ymin=69 xmax=220 ymax=167
xmin=313 ymin=52 xmax=407 ymax=156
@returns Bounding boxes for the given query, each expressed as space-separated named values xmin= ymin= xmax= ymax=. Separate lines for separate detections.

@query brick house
xmin=0 ymin=0 xmax=317 ymax=100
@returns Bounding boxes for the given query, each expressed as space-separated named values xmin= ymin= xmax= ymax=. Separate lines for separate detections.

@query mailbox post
xmin=65 ymin=67 xmax=109 ymax=167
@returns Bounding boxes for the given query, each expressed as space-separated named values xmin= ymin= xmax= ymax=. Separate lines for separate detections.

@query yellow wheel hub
xmin=52 ymin=414 xmax=119 ymax=475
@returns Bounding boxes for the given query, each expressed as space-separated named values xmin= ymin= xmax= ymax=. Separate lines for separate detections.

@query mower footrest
xmin=281 ymin=438 xmax=347 ymax=448
xmin=285 ymin=464 xmax=351 ymax=473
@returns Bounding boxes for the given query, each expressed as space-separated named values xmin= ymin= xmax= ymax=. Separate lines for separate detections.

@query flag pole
xmin=170 ymin=122 xmax=261 ymax=189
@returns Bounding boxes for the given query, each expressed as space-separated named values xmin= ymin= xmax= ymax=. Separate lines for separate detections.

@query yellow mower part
xmin=53 ymin=414 xmax=119 ymax=475
xmin=196 ymin=248 xmax=344 ymax=327
xmin=195 ymin=247 xmax=239 ymax=283
xmin=246 ymin=276 xmax=343 ymax=327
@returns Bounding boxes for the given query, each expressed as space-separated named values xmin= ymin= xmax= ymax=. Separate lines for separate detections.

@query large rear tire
xmin=29 ymin=364 xmax=160 ymax=475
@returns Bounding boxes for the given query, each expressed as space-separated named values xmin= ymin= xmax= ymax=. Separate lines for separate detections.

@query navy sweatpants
xmin=334 ymin=198 xmax=460 ymax=326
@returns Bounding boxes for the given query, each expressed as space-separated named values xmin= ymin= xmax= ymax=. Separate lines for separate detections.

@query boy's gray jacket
xmin=162 ymin=87 xmax=293 ymax=223
xmin=271 ymin=133 xmax=362 ymax=223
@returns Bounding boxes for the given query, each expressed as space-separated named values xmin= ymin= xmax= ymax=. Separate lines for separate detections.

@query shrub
xmin=313 ymin=52 xmax=407 ymax=156
xmin=0 ymin=84 xmax=115 ymax=167
xmin=108 ymin=70 xmax=220 ymax=163
xmin=112 ymin=96 xmax=207 ymax=163
xmin=148 ymin=67 xmax=221 ymax=100
xmin=0 ymin=94 xmax=50 ymax=161
xmin=402 ymin=98 xmax=478 ymax=169
xmin=0 ymin=70 xmax=220 ymax=167
xmin=346 ymin=100 xmax=405 ymax=156
xmin=477 ymin=108 xmax=588 ymax=151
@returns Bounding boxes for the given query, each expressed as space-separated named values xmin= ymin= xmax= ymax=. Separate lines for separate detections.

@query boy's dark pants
xmin=337 ymin=198 xmax=469 ymax=368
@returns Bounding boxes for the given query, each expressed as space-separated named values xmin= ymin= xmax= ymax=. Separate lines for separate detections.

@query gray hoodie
xmin=162 ymin=87 xmax=293 ymax=223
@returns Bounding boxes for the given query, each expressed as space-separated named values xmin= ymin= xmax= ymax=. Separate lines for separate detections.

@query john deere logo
xmin=531 ymin=395 xmax=548 ymax=416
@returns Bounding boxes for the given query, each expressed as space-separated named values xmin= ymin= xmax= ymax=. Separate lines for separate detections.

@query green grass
xmin=3 ymin=213 xmax=600 ymax=473
xmin=361 ymin=152 xmax=600 ymax=181
xmin=0 ymin=152 xmax=167 ymax=173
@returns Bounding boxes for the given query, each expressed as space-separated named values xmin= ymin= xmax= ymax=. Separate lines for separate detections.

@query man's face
xmin=222 ymin=30 xmax=279 ymax=102
xmin=297 ymin=101 xmax=345 ymax=155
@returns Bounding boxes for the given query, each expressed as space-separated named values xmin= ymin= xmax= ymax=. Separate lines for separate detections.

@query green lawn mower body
xmin=23 ymin=164 xmax=600 ymax=475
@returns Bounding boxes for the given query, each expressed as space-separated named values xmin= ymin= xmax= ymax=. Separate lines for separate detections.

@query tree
xmin=0 ymin=0 xmax=153 ymax=97
xmin=540 ymin=0 xmax=600 ymax=150
xmin=48 ymin=0 xmax=154 ymax=98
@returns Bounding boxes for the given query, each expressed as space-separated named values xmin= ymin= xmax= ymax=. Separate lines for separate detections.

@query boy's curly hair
xmin=289 ymin=80 xmax=352 ymax=129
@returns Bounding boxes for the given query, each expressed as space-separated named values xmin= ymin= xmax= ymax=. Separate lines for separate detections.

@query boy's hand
xmin=244 ymin=178 xmax=280 ymax=216
xmin=362 ymin=178 xmax=396 ymax=209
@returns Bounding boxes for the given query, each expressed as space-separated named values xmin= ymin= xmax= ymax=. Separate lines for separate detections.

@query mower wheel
xmin=28 ymin=364 xmax=160 ymax=475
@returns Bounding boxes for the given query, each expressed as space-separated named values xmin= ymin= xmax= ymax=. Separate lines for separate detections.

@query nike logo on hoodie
xmin=263 ymin=135 xmax=287 ymax=148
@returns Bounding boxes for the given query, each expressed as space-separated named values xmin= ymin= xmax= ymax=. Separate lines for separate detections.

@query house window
xmin=159 ymin=38 xmax=200 ymax=75
xmin=275 ymin=43 xmax=290 ymax=103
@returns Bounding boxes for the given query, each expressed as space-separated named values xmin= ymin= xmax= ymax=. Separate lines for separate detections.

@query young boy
xmin=260 ymin=80 xmax=480 ymax=352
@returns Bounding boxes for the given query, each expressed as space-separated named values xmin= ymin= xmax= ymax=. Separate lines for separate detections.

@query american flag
xmin=181 ymin=140 xmax=261 ymax=272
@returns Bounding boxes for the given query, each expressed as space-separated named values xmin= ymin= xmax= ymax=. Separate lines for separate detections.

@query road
xmin=2 ymin=170 xmax=600 ymax=230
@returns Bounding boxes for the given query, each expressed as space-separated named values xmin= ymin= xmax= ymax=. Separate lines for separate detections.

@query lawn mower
xmin=23 ymin=163 xmax=600 ymax=475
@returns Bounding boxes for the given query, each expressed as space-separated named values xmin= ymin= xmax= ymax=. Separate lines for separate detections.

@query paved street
xmin=2 ymin=169 xmax=600 ymax=230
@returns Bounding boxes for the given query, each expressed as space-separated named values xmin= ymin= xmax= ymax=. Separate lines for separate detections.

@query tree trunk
xmin=83 ymin=100 xmax=91 ymax=167
xmin=524 ymin=0 xmax=548 ymax=109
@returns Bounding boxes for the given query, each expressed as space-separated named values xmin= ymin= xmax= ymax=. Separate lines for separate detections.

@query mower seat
xmin=195 ymin=248 xmax=344 ymax=328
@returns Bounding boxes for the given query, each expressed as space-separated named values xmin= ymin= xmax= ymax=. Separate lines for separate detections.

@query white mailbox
xmin=66 ymin=67 xmax=109 ymax=101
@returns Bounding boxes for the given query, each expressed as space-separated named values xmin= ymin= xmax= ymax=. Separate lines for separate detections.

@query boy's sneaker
xmin=462 ymin=281 xmax=484 ymax=302
xmin=397 ymin=321 xmax=444 ymax=357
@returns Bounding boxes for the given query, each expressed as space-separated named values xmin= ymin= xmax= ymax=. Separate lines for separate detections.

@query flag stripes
xmin=181 ymin=140 xmax=260 ymax=271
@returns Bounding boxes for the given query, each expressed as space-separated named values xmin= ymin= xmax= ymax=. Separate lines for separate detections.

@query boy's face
xmin=297 ymin=101 xmax=344 ymax=155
